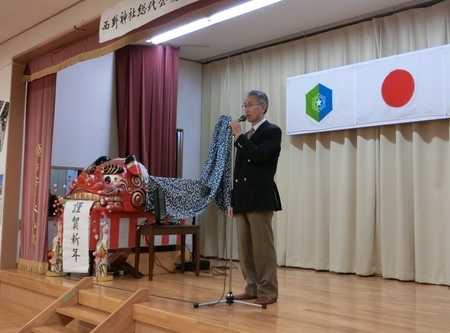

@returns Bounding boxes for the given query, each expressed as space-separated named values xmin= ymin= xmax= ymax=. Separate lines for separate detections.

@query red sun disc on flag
xmin=381 ymin=69 xmax=415 ymax=108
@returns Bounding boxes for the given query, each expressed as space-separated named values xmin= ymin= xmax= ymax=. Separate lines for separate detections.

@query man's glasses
xmin=242 ymin=103 xmax=264 ymax=109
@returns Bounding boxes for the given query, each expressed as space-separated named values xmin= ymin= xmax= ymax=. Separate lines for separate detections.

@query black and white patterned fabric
xmin=146 ymin=115 xmax=232 ymax=219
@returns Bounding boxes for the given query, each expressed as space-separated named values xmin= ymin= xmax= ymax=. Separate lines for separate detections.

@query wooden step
xmin=55 ymin=304 xmax=109 ymax=326
xmin=16 ymin=276 xmax=149 ymax=333
xmin=78 ymin=288 xmax=131 ymax=313
xmin=31 ymin=325 xmax=79 ymax=333
xmin=17 ymin=278 xmax=94 ymax=333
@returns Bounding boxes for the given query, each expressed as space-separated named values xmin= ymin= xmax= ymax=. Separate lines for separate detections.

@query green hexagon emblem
xmin=306 ymin=84 xmax=333 ymax=122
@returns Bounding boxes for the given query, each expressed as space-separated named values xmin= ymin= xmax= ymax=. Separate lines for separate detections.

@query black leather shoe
xmin=234 ymin=292 xmax=257 ymax=300
xmin=255 ymin=295 xmax=277 ymax=305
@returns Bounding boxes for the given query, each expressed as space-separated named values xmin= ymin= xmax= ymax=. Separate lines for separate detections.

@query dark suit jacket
xmin=231 ymin=120 xmax=282 ymax=213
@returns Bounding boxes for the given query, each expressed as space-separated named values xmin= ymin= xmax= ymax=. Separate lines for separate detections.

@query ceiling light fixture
xmin=147 ymin=0 xmax=282 ymax=45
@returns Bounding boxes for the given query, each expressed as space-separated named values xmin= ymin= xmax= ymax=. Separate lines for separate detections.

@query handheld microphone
xmin=238 ymin=115 xmax=247 ymax=122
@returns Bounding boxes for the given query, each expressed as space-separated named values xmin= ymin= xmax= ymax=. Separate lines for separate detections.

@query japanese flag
xmin=355 ymin=48 xmax=445 ymax=126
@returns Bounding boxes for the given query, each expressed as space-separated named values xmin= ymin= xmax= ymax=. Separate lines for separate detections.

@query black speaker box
xmin=179 ymin=260 xmax=210 ymax=271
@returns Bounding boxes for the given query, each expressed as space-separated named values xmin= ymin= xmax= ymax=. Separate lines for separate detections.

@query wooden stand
xmin=96 ymin=275 xmax=114 ymax=282
xmin=134 ymin=224 xmax=200 ymax=280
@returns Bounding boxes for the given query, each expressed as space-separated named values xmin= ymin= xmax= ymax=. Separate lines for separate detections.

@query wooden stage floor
xmin=2 ymin=258 xmax=450 ymax=332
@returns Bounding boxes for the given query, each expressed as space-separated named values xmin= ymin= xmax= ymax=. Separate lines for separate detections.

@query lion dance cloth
xmin=146 ymin=115 xmax=232 ymax=218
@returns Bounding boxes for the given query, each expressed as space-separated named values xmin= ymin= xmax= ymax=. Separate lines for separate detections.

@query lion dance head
xmin=67 ymin=155 xmax=148 ymax=212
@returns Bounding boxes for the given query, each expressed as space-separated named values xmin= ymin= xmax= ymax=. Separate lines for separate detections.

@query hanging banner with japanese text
xmin=99 ymin=0 xmax=198 ymax=43
xmin=62 ymin=200 xmax=94 ymax=273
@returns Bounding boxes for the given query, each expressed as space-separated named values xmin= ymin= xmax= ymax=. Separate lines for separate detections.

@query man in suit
xmin=228 ymin=90 xmax=282 ymax=306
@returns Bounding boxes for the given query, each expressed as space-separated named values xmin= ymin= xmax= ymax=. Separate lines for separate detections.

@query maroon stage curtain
xmin=115 ymin=45 xmax=179 ymax=177
xmin=18 ymin=74 xmax=56 ymax=273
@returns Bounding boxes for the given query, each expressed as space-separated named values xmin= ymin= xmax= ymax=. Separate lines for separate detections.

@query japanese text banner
xmin=100 ymin=0 xmax=198 ymax=43
xmin=63 ymin=200 xmax=94 ymax=273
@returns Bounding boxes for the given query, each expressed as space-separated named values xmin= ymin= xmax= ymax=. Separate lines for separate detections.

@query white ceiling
xmin=0 ymin=0 xmax=442 ymax=63
xmin=0 ymin=0 xmax=82 ymax=43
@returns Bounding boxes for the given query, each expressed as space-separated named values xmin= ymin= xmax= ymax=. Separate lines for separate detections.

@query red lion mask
xmin=67 ymin=155 xmax=148 ymax=212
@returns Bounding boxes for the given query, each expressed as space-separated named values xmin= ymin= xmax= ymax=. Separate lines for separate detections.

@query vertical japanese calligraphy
xmin=62 ymin=200 xmax=94 ymax=273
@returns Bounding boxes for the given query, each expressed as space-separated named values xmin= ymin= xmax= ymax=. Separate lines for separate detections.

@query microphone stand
xmin=193 ymin=120 xmax=266 ymax=309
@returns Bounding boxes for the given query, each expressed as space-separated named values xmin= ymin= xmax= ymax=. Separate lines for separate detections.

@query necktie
xmin=247 ymin=128 xmax=254 ymax=139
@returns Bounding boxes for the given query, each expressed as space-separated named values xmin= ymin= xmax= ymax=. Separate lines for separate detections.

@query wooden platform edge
xmin=0 ymin=297 xmax=41 ymax=320
xmin=0 ymin=269 xmax=70 ymax=298
xmin=133 ymin=303 xmax=248 ymax=333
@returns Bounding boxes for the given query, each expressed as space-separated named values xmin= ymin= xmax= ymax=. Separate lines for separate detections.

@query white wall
xmin=52 ymin=53 xmax=118 ymax=168
xmin=177 ymin=59 xmax=203 ymax=179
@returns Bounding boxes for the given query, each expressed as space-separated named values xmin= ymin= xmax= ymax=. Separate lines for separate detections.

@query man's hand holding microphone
xmin=229 ymin=114 xmax=247 ymax=137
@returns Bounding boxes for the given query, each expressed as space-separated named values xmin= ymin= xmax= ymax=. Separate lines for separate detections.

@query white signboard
xmin=62 ymin=200 xmax=94 ymax=273
xmin=100 ymin=0 xmax=198 ymax=43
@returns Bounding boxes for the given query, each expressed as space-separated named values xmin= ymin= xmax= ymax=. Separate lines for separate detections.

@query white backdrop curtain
xmin=198 ymin=0 xmax=450 ymax=285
